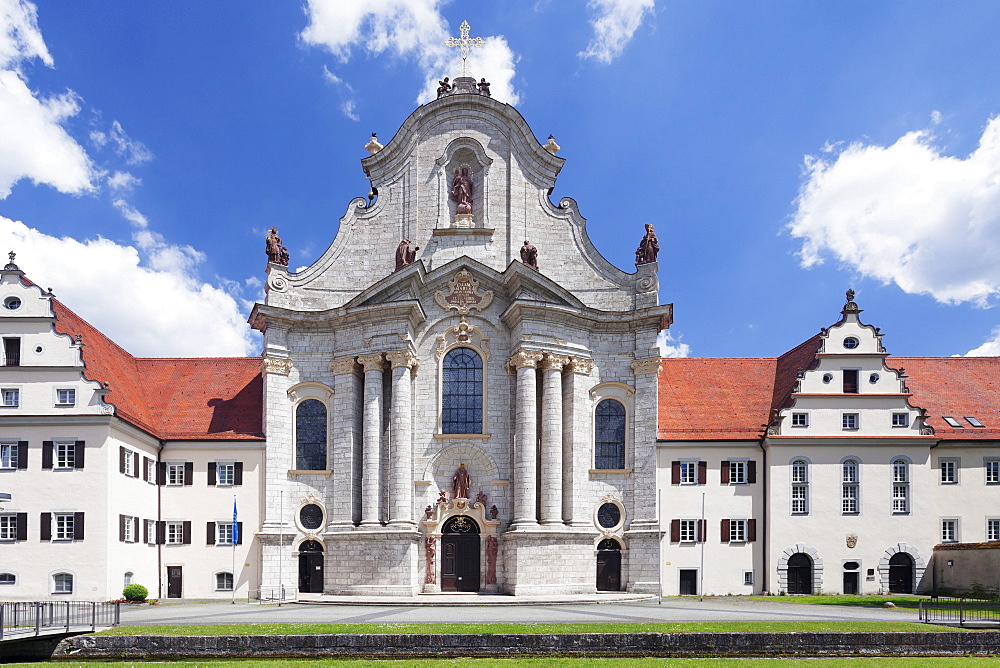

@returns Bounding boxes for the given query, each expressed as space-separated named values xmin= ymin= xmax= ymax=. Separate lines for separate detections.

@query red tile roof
xmin=49 ymin=297 xmax=262 ymax=441
xmin=659 ymin=343 xmax=1000 ymax=442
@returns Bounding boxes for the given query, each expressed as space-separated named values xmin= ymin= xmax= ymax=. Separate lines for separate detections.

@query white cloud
xmin=657 ymin=330 xmax=690 ymax=358
xmin=0 ymin=1 xmax=96 ymax=198
xmin=966 ymin=328 xmax=1000 ymax=356
xmin=579 ymin=0 xmax=656 ymax=64
xmin=107 ymin=170 xmax=140 ymax=191
xmin=1 ymin=216 xmax=257 ymax=357
xmin=89 ymin=120 xmax=152 ymax=165
xmin=301 ymin=1 xmax=520 ymax=104
xmin=789 ymin=116 xmax=1000 ymax=306
xmin=340 ymin=100 xmax=359 ymax=121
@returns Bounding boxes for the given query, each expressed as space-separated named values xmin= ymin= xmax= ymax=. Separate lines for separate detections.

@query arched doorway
xmin=888 ymin=552 xmax=914 ymax=593
xmin=787 ymin=553 xmax=813 ymax=594
xmin=298 ymin=540 xmax=324 ymax=594
xmin=441 ymin=515 xmax=480 ymax=592
xmin=596 ymin=538 xmax=622 ymax=591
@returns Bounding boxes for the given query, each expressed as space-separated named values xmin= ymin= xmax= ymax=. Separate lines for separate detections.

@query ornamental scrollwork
xmin=630 ymin=357 xmax=661 ymax=375
xmin=261 ymin=357 xmax=293 ymax=375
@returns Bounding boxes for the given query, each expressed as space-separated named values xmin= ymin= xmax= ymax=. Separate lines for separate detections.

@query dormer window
xmin=942 ymin=416 xmax=963 ymax=428
xmin=965 ymin=416 xmax=985 ymax=428
xmin=843 ymin=337 xmax=860 ymax=349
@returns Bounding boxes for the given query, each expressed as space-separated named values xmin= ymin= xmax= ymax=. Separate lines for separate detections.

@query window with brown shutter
xmin=156 ymin=520 xmax=165 ymax=545
xmin=119 ymin=514 xmax=126 ymax=542
xmin=671 ymin=461 xmax=680 ymax=484
xmin=670 ymin=519 xmax=680 ymax=542
xmin=748 ymin=519 xmax=757 ymax=542
xmin=208 ymin=462 xmax=217 ymax=486
xmin=132 ymin=452 xmax=139 ymax=478
xmin=143 ymin=457 xmax=152 ymax=481
xmin=74 ymin=441 xmax=85 ymax=469
xmin=42 ymin=441 xmax=53 ymax=469
xmin=721 ymin=461 xmax=730 ymax=484
xmin=207 ymin=522 xmax=216 ymax=545
xmin=721 ymin=519 xmax=730 ymax=542
xmin=748 ymin=461 xmax=757 ymax=484
xmin=40 ymin=512 xmax=51 ymax=541
xmin=184 ymin=462 xmax=193 ymax=486
xmin=73 ymin=512 xmax=84 ymax=540
xmin=157 ymin=462 xmax=166 ymax=485
xmin=697 ymin=519 xmax=706 ymax=542
xmin=182 ymin=521 xmax=191 ymax=544
xmin=234 ymin=462 xmax=243 ymax=486
xmin=236 ymin=521 xmax=243 ymax=545
xmin=16 ymin=512 xmax=27 ymax=541
xmin=698 ymin=461 xmax=707 ymax=485
xmin=17 ymin=441 xmax=27 ymax=469
xmin=120 ymin=447 xmax=127 ymax=474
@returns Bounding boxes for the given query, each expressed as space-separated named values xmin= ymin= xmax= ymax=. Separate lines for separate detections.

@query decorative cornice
xmin=357 ymin=352 xmax=386 ymax=372
xmin=261 ymin=357 xmax=292 ymax=376
xmin=507 ymin=349 xmax=544 ymax=370
xmin=385 ymin=349 xmax=419 ymax=373
xmin=567 ymin=357 xmax=595 ymax=375
xmin=630 ymin=357 xmax=661 ymax=375
xmin=540 ymin=353 xmax=571 ymax=371
xmin=329 ymin=357 xmax=358 ymax=375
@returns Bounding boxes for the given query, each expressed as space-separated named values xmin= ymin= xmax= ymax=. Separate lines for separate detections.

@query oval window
xmin=597 ymin=502 xmax=621 ymax=529
xmin=843 ymin=337 xmax=860 ymax=349
xmin=869 ymin=372 xmax=880 ymax=383
xmin=822 ymin=373 xmax=833 ymax=384
xmin=3 ymin=296 xmax=20 ymax=310
xmin=299 ymin=503 xmax=324 ymax=531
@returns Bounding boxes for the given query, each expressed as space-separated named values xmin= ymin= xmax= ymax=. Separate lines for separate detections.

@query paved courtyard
xmin=118 ymin=596 xmax=921 ymax=626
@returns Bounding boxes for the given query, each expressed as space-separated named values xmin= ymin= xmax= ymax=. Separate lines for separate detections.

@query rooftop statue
xmin=395 ymin=239 xmax=420 ymax=271
xmin=436 ymin=77 xmax=452 ymax=98
xmin=266 ymin=228 xmax=284 ymax=265
xmin=635 ymin=223 xmax=659 ymax=265
xmin=520 ymin=240 xmax=538 ymax=270
xmin=478 ymin=78 xmax=491 ymax=96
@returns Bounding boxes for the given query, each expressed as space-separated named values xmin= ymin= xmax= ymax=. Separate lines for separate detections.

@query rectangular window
xmin=216 ymin=522 xmax=234 ymax=545
xmin=892 ymin=413 xmax=910 ymax=427
xmin=216 ymin=572 xmax=234 ymax=591
xmin=166 ymin=522 xmax=184 ymax=545
xmin=55 ymin=442 xmax=75 ymax=469
xmin=941 ymin=519 xmax=958 ymax=543
xmin=123 ymin=451 xmax=135 ymax=477
xmin=146 ymin=520 xmax=156 ymax=545
xmin=123 ymin=516 xmax=135 ymax=543
xmin=0 ymin=514 xmax=17 ymax=540
xmin=146 ymin=459 xmax=156 ymax=483
xmin=843 ymin=369 xmax=859 ymax=394
xmin=679 ymin=462 xmax=696 ymax=485
xmin=679 ymin=519 xmax=697 ymax=542
xmin=965 ymin=416 xmax=985 ymax=428
xmin=842 ymin=413 xmax=859 ymax=430
xmin=52 ymin=573 xmax=73 ymax=594
xmin=743 ymin=571 xmax=754 ymax=586
xmin=942 ymin=416 xmax=963 ymax=428
xmin=791 ymin=485 xmax=808 ymax=514
xmin=728 ymin=461 xmax=746 ymax=484
xmin=54 ymin=513 xmax=75 ymax=540
xmin=167 ymin=463 xmax=185 ymax=486
xmin=2 ymin=338 xmax=20 ymax=367
xmin=1 ymin=388 xmax=19 ymax=407
xmin=791 ymin=413 xmax=808 ymax=427
xmin=56 ymin=389 xmax=76 ymax=406
xmin=729 ymin=519 xmax=747 ymax=542
xmin=842 ymin=484 xmax=858 ymax=514
xmin=892 ymin=484 xmax=909 ymax=513
xmin=216 ymin=463 xmax=235 ymax=486
xmin=985 ymin=459 xmax=999 ymax=485
xmin=940 ymin=460 xmax=957 ymax=484
xmin=0 ymin=442 xmax=17 ymax=469
xmin=988 ymin=519 xmax=1000 ymax=542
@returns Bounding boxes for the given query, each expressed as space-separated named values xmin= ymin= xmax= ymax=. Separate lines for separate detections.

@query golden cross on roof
xmin=445 ymin=20 xmax=485 ymax=78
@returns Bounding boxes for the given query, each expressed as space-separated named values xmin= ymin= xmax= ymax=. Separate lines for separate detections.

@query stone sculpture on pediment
xmin=436 ymin=77 xmax=451 ymax=98
xmin=395 ymin=239 xmax=420 ymax=271
xmin=435 ymin=317 xmax=490 ymax=361
xmin=635 ymin=223 xmax=659 ymax=266
xmin=520 ymin=240 xmax=538 ymax=270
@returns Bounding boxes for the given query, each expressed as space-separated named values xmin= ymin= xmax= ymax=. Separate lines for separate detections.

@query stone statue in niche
xmin=436 ymin=77 xmax=451 ymax=98
xmin=395 ymin=239 xmax=420 ymax=271
xmin=266 ymin=228 xmax=285 ymax=265
xmin=452 ymin=463 xmax=471 ymax=499
xmin=424 ymin=505 xmax=434 ymax=520
xmin=520 ymin=240 xmax=538 ymax=270
xmin=450 ymin=167 xmax=473 ymax=215
xmin=490 ymin=504 xmax=498 ymax=520
xmin=635 ymin=223 xmax=659 ymax=265
xmin=425 ymin=536 xmax=436 ymax=584
xmin=475 ymin=491 xmax=488 ymax=505
xmin=478 ymin=78 xmax=491 ymax=96
xmin=485 ymin=535 xmax=498 ymax=584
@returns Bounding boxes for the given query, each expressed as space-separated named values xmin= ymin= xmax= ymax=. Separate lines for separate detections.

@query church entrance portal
xmin=441 ymin=515 xmax=480 ymax=592
xmin=596 ymin=538 xmax=622 ymax=591
xmin=888 ymin=552 xmax=914 ymax=593
xmin=298 ymin=540 xmax=324 ymax=594
xmin=786 ymin=553 xmax=813 ymax=594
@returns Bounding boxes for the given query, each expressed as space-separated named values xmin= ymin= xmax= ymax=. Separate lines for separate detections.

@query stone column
xmin=358 ymin=353 xmax=385 ymax=527
xmin=328 ymin=357 xmax=358 ymax=528
xmin=386 ymin=350 xmax=418 ymax=527
xmin=563 ymin=357 xmax=594 ymax=526
xmin=509 ymin=350 xmax=543 ymax=526
xmin=539 ymin=353 xmax=569 ymax=525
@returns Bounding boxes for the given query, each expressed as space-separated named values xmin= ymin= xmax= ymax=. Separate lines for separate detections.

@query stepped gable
xmin=890 ymin=356 xmax=1000 ymax=440
xmin=49 ymin=293 xmax=262 ymax=441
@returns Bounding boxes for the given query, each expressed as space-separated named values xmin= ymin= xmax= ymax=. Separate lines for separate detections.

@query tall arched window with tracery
xmin=442 ymin=347 xmax=483 ymax=434
xmin=295 ymin=399 xmax=327 ymax=470
xmin=595 ymin=399 xmax=626 ymax=469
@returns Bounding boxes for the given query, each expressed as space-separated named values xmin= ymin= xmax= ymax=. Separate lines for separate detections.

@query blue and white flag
xmin=232 ymin=498 xmax=239 ymax=545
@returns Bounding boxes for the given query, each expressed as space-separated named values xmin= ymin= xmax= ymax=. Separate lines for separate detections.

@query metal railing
xmin=0 ymin=601 xmax=120 ymax=641
xmin=250 ymin=586 xmax=296 ymax=604
xmin=919 ymin=597 xmax=1000 ymax=627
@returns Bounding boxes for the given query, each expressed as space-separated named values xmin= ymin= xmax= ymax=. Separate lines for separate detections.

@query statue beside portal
xmin=266 ymin=228 xmax=286 ymax=265
xmin=395 ymin=239 xmax=420 ymax=271
xmin=424 ymin=536 xmax=436 ymax=584
xmin=520 ymin=240 xmax=538 ymax=270
xmin=635 ymin=223 xmax=659 ymax=266
xmin=486 ymin=535 xmax=498 ymax=585
xmin=450 ymin=167 xmax=473 ymax=216
xmin=452 ymin=463 xmax=471 ymax=499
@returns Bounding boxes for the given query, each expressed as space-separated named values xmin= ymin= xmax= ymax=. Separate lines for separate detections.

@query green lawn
xmin=751 ymin=595 xmax=924 ymax=609
xmin=7 ymin=658 xmax=1000 ymax=667
xmin=97 ymin=621 xmax=942 ymax=635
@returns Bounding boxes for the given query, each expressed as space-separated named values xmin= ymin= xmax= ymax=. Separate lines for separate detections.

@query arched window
xmin=124 ymin=571 xmax=134 ymax=587
xmin=295 ymin=400 xmax=327 ymax=470
xmin=52 ymin=572 xmax=73 ymax=594
xmin=595 ymin=399 xmax=626 ymax=469
xmin=791 ymin=459 xmax=809 ymax=515
xmin=215 ymin=572 xmax=233 ymax=591
xmin=442 ymin=348 xmax=483 ymax=434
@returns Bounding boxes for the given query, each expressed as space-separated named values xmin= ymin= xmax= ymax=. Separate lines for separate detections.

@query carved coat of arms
xmin=846 ymin=534 xmax=858 ymax=549
xmin=434 ymin=269 xmax=493 ymax=314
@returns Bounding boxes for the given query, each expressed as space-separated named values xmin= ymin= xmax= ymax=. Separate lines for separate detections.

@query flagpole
xmin=231 ymin=495 xmax=237 ymax=604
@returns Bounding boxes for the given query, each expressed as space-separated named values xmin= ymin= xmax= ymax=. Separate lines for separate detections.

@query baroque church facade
xmin=1 ymin=74 xmax=998 ymax=600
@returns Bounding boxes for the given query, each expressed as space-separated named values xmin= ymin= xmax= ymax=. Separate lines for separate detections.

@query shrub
xmin=123 ymin=584 xmax=148 ymax=601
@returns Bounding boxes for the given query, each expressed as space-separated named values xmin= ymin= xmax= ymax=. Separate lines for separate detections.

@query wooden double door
xmin=298 ymin=540 xmax=324 ymax=593
xmin=596 ymin=538 xmax=622 ymax=591
xmin=441 ymin=516 xmax=480 ymax=592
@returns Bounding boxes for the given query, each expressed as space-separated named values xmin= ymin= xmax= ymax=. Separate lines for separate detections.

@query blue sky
xmin=2 ymin=1 xmax=1000 ymax=359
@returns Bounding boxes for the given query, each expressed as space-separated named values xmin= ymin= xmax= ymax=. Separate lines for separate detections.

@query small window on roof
xmin=965 ymin=416 xmax=985 ymax=428
xmin=942 ymin=416 xmax=963 ymax=428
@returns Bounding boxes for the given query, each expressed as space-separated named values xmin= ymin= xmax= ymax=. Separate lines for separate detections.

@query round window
xmin=869 ymin=372 xmax=880 ymax=384
xmin=299 ymin=503 xmax=324 ymax=531
xmin=597 ymin=503 xmax=621 ymax=529
xmin=843 ymin=561 xmax=860 ymax=570
xmin=822 ymin=373 xmax=833 ymax=384
xmin=3 ymin=296 xmax=21 ymax=310
xmin=843 ymin=337 xmax=860 ymax=349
